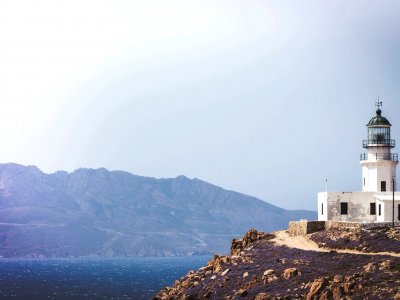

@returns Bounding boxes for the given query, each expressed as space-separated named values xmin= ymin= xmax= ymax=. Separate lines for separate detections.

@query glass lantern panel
xmin=368 ymin=127 xmax=390 ymax=143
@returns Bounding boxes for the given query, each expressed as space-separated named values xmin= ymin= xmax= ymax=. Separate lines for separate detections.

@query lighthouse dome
xmin=367 ymin=109 xmax=391 ymax=127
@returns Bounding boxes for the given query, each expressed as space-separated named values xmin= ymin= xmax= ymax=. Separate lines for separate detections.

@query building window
xmin=321 ymin=203 xmax=323 ymax=215
xmin=381 ymin=181 xmax=386 ymax=192
xmin=370 ymin=203 xmax=376 ymax=215
xmin=340 ymin=202 xmax=348 ymax=215
xmin=378 ymin=204 xmax=381 ymax=216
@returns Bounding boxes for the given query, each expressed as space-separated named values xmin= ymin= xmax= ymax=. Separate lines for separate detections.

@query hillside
xmin=155 ymin=226 xmax=400 ymax=299
xmin=0 ymin=163 xmax=315 ymax=257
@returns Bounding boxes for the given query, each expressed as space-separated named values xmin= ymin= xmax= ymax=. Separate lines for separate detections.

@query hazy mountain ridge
xmin=0 ymin=163 xmax=315 ymax=257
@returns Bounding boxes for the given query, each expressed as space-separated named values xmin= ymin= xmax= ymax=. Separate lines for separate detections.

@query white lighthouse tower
xmin=360 ymin=102 xmax=398 ymax=192
xmin=318 ymin=102 xmax=400 ymax=223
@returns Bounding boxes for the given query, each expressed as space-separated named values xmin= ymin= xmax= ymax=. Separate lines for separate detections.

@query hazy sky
xmin=1 ymin=1 xmax=400 ymax=210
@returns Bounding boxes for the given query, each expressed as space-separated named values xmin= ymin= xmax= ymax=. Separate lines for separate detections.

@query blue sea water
xmin=0 ymin=256 xmax=210 ymax=299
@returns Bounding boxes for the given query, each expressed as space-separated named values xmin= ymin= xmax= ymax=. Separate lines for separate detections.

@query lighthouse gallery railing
xmin=360 ymin=153 xmax=398 ymax=162
xmin=363 ymin=139 xmax=395 ymax=148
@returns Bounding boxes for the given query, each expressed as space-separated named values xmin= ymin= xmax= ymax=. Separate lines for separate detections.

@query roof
xmin=367 ymin=109 xmax=391 ymax=127
xmin=374 ymin=193 xmax=400 ymax=201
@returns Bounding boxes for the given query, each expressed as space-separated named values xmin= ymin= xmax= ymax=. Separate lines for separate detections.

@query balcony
xmin=362 ymin=139 xmax=395 ymax=148
xmin=360 ymin=153 xmax=398 ymax=162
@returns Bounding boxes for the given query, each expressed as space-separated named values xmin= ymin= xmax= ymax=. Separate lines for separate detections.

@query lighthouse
xmin=360 ymin=103 xmax=398 ymax=192
xmin=318 ymin=102 xmax=400 ymax=223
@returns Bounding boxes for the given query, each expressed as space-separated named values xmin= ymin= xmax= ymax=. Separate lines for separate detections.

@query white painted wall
xmin=317 ymin=192 xmax=376 ymax=222
xmin=360 ymin=160 xmax=397 ymax=192
xmin=382 ymin=200 xmax=400 ymax=222
xmin=375 ymin=197 xmax=400 ymax=222
xmin=367 ymin=147 xmax=390 ymax=156
xmin=319 ymin=192 xmax=400 ymax=223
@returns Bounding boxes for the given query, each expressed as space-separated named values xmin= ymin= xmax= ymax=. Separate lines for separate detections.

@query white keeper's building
xmin=318 ymin=104 xmax=400 ymax=222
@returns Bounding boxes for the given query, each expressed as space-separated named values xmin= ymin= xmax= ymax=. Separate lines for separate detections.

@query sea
xmin=0 ymin=256 xmax=211 ymax=300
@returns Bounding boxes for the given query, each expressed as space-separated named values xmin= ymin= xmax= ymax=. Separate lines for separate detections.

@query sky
xmin=1 ymin=1 xmax=400 ymax=210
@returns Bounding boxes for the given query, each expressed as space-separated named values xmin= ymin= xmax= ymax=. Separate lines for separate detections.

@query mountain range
xmin=0 ymin=163 xmax=315 ymax=257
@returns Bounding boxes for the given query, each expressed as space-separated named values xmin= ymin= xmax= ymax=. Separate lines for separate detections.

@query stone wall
xmin=325 ymin=220 xmax=400 ymax=230
xmin=360 ymin=221 xmax=400 ymax=230
xmin=288 ymin=221 xmax=325 ymax=236
xmin=288 ymin=220 xmax=400 ymax=236
xmin=325 ymin=221 xmax=362 ymax=231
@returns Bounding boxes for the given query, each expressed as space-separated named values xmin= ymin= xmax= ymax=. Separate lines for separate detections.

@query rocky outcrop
xmin=231 ymin=229 xmax=275 ymax=256
xmin=304 ymin=274 xmax=366 ymax=300
xmin=310 ymin=225 xmax=400 ymax=253
xmin=154 ymin=227 xmax=400 ymax=299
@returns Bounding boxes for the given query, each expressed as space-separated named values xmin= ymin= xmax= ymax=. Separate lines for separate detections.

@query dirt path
xmin=272 ymin=230 xmax=400 ymax=257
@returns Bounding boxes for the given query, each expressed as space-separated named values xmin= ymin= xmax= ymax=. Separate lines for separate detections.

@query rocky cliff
xmin=0 ymin=163 xmax=315 ymax=257
xmin=155 ymin=226 xmax=400 ymax=299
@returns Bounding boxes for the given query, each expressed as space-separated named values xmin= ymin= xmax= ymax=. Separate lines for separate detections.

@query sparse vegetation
xmin=155 ymin=228 xmax=400 ymax=299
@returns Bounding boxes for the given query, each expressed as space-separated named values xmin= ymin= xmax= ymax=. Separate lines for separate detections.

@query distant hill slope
xmin=0 ymin=163 xmax=316 ymax=257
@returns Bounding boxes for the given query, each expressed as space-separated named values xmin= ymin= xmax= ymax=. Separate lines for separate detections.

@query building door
xmin=370 ymin=203 xmax=376 ymax=215
xmin=398 ymin=204 xmax=400 ymax=221
xmin=340 ymin=203 xmax=348 ymax=215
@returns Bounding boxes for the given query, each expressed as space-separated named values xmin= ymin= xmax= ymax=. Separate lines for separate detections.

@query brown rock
xmin=262 ymin=269 xmax=278 ymax=283
xmin=199 ymin=265 xmax=212 ymax=271
xmin=233 ymin=288 xmax=248 ymax=298
xmin=214 ymin=264 xmax=222 ymax=273
xmin=332 ymin=286 xmax=344 ymax=299
xmin=230 ymin=229 xmax=274 ymax=255
xmin=363 ymin=262 xmax=376 ymax=272
xmin=267 ymin=275 xmax=278 ymax=283
xmin=255 ymin=293 xmax=271 ymax=300
xmin=343 ymin=282 xmax=355 ymax=294
xmin=208 ymin=255 xmax=230 ymax=273
xmin=277 ymin=258 xmax=287 ymax=264
xmin=221 ymin=269 xmax=230 ymax=276
xmin=283 ymin=268 xmax=299 ymax=279
xmin=204 ymin=290 xmax=212 ymax=298
xmin=379 ymin=260 xmax=392 ymax=271
xmin=181 ymin=279 xmax=190 ymax=288
xmin=263 ymin=269 xmax=275 ymax=276
xmin=306 ymin=278 xmax=328 ymax=300
xmin=221 ymin=256 xmax=230 ymax=264
xmin=344 ymin=275 xmax=355 ymax=284
xmin=242 ymin=272 xmax=249 ymax=278
xmin=333 ymin=275 xmax=343 ymax=283
xmin=319 ymin=289 xmax=333 ymax=300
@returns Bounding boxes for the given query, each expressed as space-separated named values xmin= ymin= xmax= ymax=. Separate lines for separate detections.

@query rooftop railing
xmin=363 ymin=139 xmax=395 ymax=148
xmin=360 ymin=153 xmax=398 ymax=162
